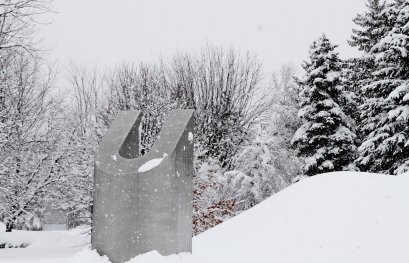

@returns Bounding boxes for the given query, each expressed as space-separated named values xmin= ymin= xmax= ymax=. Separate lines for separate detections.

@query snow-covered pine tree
xmin=344 ymin=0 xmax=391 ymax=140
xmin=357 ymin=0 xmax=409 ymax=174
xmin=350 ymin=0 xmax=389 ymax=53
xmin=292 ymin=35 xmax=357 ymax=176
xmin=341 ymin=58 xmax=363 ymax=138
xmin=348 ymin=0 xmax=390 ymax=141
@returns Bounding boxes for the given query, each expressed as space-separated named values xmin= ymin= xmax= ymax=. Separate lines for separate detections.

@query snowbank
xmin=130 ymin=172 xmax=409 ymax=263
xmin=1 ymin=172 xmax=408 ymax=263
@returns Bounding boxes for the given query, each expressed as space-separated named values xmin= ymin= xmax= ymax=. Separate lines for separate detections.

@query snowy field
xmin=1 ymin=171 xmax=408 ymax=263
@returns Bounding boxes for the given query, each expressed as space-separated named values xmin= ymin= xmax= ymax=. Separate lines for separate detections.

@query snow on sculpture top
xmin=138 ymin=153 xmax=169 ymax=173
xmin=95 ymin=109 xmax=194 ymax=175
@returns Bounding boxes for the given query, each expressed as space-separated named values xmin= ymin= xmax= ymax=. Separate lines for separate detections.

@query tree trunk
xmin=5 ymin=222 xmax=13 ymax=232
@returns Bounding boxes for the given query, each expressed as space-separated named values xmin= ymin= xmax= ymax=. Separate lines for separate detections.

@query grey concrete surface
xmin=92 ymin=110 xmax=194 ymax=263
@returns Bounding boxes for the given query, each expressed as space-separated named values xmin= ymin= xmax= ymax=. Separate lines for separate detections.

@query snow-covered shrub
xmin=220 ymin=123 xmax=301 ymax=214
xmin=217 ymin=171 xmax=255 ymax=212
xmin=15 ymin=212 xmax=42 ymax=231
xmin=193 ymin=157 xmax=234 ymax=235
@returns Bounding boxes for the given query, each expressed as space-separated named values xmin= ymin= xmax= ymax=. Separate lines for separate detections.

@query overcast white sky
xmin=40 ymin=0 xmax=367 ymax=74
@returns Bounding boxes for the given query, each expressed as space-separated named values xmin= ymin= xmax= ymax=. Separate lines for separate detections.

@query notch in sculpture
xmin=92 ymin=110 xmax=194 ymax=263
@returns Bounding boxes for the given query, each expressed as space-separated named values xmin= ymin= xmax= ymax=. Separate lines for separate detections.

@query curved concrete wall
xmin=92 ymin=110 xmax=194 ymax=263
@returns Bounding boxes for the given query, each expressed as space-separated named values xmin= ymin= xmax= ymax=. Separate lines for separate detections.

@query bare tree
xmin=269 ymin=64 xmax=302 ymax=144
xmin=170 ymin=46 xmax=269 ymax=167
xmin=49 ymin=65 xmax=107 ymax=227
xmin=67 ymin=64 xmax=104 ymax=138
xmin=0 ymin=53 xmax=63 ymax=231
xmin=100 ymin=62 xmax=172 ymax=154
xmin=0 ymin=0 xmax=50 ymax=52
xmin=0 ymin=0 xmax=51 ymax=127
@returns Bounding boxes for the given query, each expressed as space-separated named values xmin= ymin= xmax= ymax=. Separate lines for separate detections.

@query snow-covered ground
xmin=1 ymin=171 xmax=408 ymax=263
xmin=0 ymin=226 xmax=91 ymax=263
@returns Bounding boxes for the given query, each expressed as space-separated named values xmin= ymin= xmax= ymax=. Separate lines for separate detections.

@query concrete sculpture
xmin=92 ymin=110 xmax=194 ymax=263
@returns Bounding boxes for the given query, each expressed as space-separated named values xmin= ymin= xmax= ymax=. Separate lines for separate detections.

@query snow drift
xmin=132 ymin=171 xmax=409 ymax=263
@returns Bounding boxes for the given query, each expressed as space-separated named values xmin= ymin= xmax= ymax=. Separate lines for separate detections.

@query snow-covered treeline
xmin=64 ymin=50 xmax=303 ymax=235
xmin=0 ymin=20 xmax=302 ymax=233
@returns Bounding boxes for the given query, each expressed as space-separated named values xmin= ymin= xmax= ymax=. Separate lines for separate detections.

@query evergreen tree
xmin=348 ymin=0 xmax=389 ymax=140
xmin=341 ymin=58 xmax=363 ymax=133
xmin=292 ymin=35 xmax=357 ymax=176
xmin=350 ymin=0 xmax=389 ymax=53
xmin=357 ymin=0 xmax=409 ymax=174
